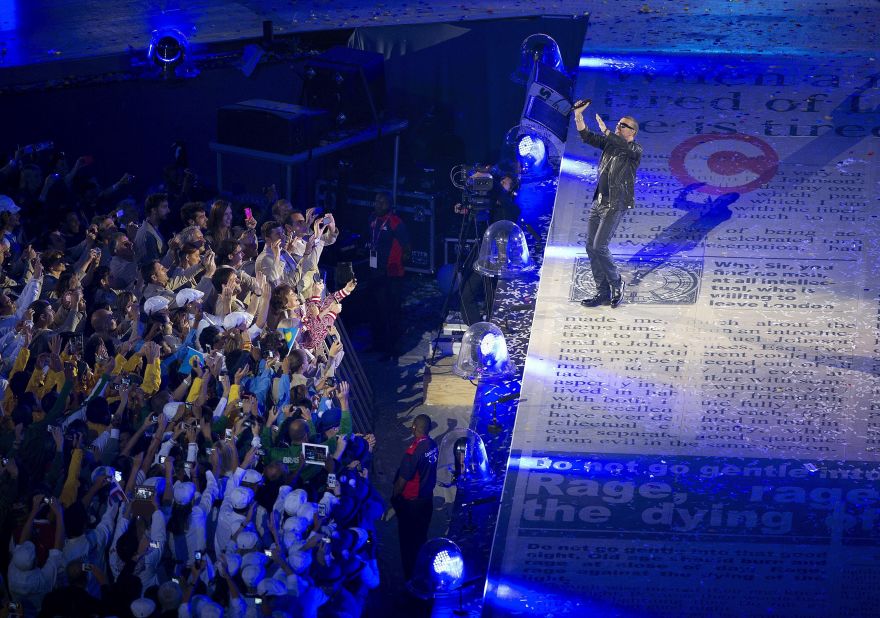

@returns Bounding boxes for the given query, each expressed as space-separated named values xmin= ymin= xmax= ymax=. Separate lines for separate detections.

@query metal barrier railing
xmin=335 ymin=318 xmax=374 ymax=433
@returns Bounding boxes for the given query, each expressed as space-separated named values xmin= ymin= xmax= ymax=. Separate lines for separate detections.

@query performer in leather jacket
xmin=574 ymin=101 xmax=642 ymax=308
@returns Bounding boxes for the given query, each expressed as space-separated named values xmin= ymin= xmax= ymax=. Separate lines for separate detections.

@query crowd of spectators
xmin=0 ymin=144 xmax=386 ymax=617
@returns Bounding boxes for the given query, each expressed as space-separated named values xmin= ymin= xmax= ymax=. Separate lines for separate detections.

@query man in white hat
xmin=130 ymin=597 xmax=157 ymax=618
xmin=61 ymin=486 xmax=120 ymax=596
xmin=8 ymin=495 xmax=65 ymax=615
xmin=212 ymin=469 xmax=256 ymax=559
xmin=108 ymin=481 xmax=167 ymax=590
xmin=188 ymin=594 xmax=227 ymax=618
xmin=167 ymin=480 xmax=213 ymax=575
xmin=255 ymin=576 xmax=294 ymax=615
xmin=0 ymin=195 xmax=21 ymax=215
xmin=157 ymin=580 xmax=184 ymax=616
xmin=0 ymin=195 xmax=22 ymax=263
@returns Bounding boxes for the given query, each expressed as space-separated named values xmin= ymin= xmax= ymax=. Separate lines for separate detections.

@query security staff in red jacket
xmin=390 ymin=413 xmax=438 ymax=580
xmin=368 ymin=192 xmax=410 ymax=361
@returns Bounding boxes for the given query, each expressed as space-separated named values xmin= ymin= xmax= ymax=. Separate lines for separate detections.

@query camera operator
xmin=454 ymin=167 xmax=521 ymax=324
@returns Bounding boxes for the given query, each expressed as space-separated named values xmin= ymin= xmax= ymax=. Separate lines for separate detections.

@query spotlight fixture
xmin=511 ymin=33 xmax=565 ymax=85
xmin=508 ymin=33 xmax=573 ymax=173
xmin=516 ymin=134 xmax=547 ymax=171
xmin=407 ymin=538 xmax=466 ymax=599
xmin=438 ymin=428 xmax=493 ymax=487
xmin=454 ymin=321 xmax=515 ymax=381
xmin=148 ymin=28 xmax=197 ymax=78
xmin=473 ymin=220 xmax=533 ymax=279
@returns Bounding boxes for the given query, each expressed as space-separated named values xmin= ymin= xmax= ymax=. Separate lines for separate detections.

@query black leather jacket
xmin=578 ymin=128 xmax=642 ymax=209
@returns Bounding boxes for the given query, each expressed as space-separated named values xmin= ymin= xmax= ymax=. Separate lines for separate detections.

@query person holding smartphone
xmin=108 ymin=481 xmax=167 ymax=590
xmin=59 ymin=476 xmax=120 ymax=598
xmin=255 ymin=220 xmax=293 ymax=287
xmin=7 ymin=494 xmax=66 ymax=614
xmin=37 ymin=561 xmax=108 ymax=617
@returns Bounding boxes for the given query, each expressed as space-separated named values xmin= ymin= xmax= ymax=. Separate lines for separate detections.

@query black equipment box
xmin=302 ymin=47 xmax=386 ymax=127
xmin=315 ymin=180 xmax=436 ymax=274
xmin=217 ymin=100 xmax=332 ymax=154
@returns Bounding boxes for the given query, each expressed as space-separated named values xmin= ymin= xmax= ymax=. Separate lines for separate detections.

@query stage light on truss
xmin=511 ymin=34 xmax=565 ymax=85
xmin=473 ymin=220 xmax=533 ymax=279
xmin=454 ymin=321 xmax=515 ymax=381
xmin=407 ymin=538 xmax=466 ymax=599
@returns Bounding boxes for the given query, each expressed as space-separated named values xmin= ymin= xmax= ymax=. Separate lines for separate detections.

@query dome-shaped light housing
xmin=511 ymin=34 xmax=565 ymax=84
xmin=453 ymin=321 xmax=515 ymax=381
xmin=516 ymin=133 xmax=548 ymax=173
xmin=473 ymin=220 xmax=533 ymax=279
xmin=149 ymin=28 xmax=189 ymax=68
xmin=407 ymin=538 xmax=466 ymax=599
xmin=437 ymin=428 xmax=493 ymax=487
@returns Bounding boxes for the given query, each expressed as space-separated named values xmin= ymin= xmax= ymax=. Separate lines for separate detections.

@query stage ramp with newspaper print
xmin=482 ymin=43 xmax=880 ymax=618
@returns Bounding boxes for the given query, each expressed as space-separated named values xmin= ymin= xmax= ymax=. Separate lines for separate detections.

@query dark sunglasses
xmin=617 ymin=122 xmax=635 ymax=131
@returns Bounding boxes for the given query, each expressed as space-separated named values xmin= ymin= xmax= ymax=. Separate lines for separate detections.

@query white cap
xmin=223 ymin=311 xmax=254 ymax=330
xmin=282 ymin=531 xmax=305 ymax=551
xmin=0 ymin=195 xmax=20 ymax=214
xmin=91 ymin=465 xmax=116 ymax=484
xmin=191 ymin=595 xmax=223 ymax=618
xmin=195 ymin=314 xmax=223 ymax=341
xmin=11 ymin=541 xmax=35 ymax=570
xmin=236 ymin=529 xmax=259 ymax=551
xmin=287 ymin=548 xmax=312 ymax=574
xmin=282 ymin=514 xmax=310 ymax=537
xmin=144 ymin=295 xmax=171 ymax=316
xmin=241 ymin=469 xmax=263 ymax=486
xmin=298 ymin=501 xmax=317 ymax=521
xmin=163 ymin=401 xmax=183 ymax=420
xmin=130 ymin=597 xmax=156 ymax=618
xmin=319 ymin=491 xmax=340 ymax=512
xmin=173 ymin=481 xmax=196 ymax=505
xmin=241 ymin=564 xmax=264 ymax=588
xmin=142 ymin=476 xmax=166 ymax=495
xmin=257 ymin=577 xmax=286 ymax=597
xmin=230 ymin=486 xmax=254 ymax=510
xmin=283 ymin=488 xmax=307 ymax=516
xmin=241 ymin=550 xmax=267 ymax=569
xmin=175 ymin=288 xmax=205 ymax=308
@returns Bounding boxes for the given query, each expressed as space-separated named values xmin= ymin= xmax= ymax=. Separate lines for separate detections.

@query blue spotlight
xmin=148 ymin=28 xmax=195 ymax=77
xmin=516 ymin=134 xmax=547 ymax=172
xmin=433 ymin=548 xmax=464 ymax=579
xmin=479 ymin=331 xmax=509 ymax=366
xmin=408 ymin=538 xmax=466 ymax=599
xmin=454 ymin=322 xmax=515 ymax=380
